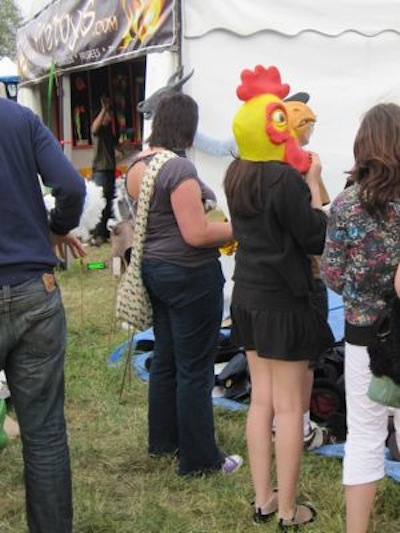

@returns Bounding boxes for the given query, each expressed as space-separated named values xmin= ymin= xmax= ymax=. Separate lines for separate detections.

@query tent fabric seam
xmin=185 ymin=28 xmax=400 ymax=40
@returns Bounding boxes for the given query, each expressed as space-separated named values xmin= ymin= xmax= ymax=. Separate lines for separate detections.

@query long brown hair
xmin=349 ymin=103 xmax=400 ymax=216
xmin=224 ymin=159 xmax=265 ymax=216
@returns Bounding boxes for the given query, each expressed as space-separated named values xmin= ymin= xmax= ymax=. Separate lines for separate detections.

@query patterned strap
xmin=130 ymin=150 xmax=177 ymax=268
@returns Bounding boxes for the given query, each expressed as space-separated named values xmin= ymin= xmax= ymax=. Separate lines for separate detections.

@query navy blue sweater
xmin=0 ymin=99 xmax=86 ymax=285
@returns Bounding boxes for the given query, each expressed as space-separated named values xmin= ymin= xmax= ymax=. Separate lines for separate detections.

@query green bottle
xmin=87 ymin=261 xmax=107 ymax=270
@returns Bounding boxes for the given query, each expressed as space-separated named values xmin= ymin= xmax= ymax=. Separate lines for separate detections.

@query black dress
xmin=230 ymin=161 xmax=333 ymax=361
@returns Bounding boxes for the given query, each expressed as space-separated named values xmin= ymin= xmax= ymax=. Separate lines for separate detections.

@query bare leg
xmin=345 ymin=482 xmax=377 ymax=533
xmin=302 ymin=368 xmax=314 ymax=432
xmin=275 ymin=367 xmax=313 ymax=438
xmin=393 ymin=409 xmax=400 ymax=451
xmin=273 ymin=359 xmax=309 ymax=519
xmin=246 ymin=351 xmax=275 ymax=508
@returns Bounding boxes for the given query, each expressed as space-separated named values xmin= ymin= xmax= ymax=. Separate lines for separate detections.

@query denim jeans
xmin=93 ymin=170 xmax=115 ymax=239
xmin=142 ymin=259 xmax=225 ymax=475
xmin=0 ymin=275 xmax=72 ymax=532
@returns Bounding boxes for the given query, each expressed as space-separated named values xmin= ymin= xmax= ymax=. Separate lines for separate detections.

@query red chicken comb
xmin=236 ymin=65 xmax=290 ymax=102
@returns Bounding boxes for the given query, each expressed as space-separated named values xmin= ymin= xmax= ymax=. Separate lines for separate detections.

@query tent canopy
xmin=185 ymin=0 xmax=400 ymax=37
xmin=178 ymin=0 xmax=400 ymax=205
xmin=0 ymin=57 xmax=19 ymax=83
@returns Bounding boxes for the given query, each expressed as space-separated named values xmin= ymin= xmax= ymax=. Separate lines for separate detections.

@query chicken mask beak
xmin=284 ymin=101 xmax=317 ymax=146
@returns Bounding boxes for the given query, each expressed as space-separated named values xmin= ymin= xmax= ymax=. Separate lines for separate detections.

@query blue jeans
xmin=142 ymin=259 xmax=225 ymax=475
xmin=0 ymin=275 xmax=72 ymax=532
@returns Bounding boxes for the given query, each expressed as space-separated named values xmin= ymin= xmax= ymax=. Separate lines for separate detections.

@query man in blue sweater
xmin=0 ymin=97 xmax=86 ymax=533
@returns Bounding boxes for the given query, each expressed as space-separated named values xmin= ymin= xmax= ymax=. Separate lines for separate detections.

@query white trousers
xmin=343 ymin=343 xmax=400 ymax=485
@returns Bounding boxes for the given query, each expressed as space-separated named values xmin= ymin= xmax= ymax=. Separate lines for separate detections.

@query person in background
xmin=90 ymin=93 xmax=117 ymax=246
xmin=125 ymin=92 xmax=243 ymax=476
xmin=285 ymin=95 xmax=332 ymax=449
xmin=321 ymin=103 xmax=400 ymax=533
xmin=224 ymin=66 xmax=332 ymax=529
xmin=0 ymin=97 xmax=86 ymax=532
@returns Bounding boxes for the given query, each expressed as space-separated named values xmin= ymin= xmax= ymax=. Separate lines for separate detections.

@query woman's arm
xmin=274 ymin=166 xmax=327 ymax=256
xmin=304 ymin=152 xmax=323 ymax=209
xmin=320 ymin=200 xmax=348 ymax=294
xmin=91 ymin=96 xmax=110 ymax=136
xmin=171 ymin=178 xmax=232 ymax=248
xmin=126 ymin=158 xmax=232 ymax=248
xmin=126 ymin=158 xmax=146 ymax=200
xmin=394 ymin=264 xmax=400 ymax=297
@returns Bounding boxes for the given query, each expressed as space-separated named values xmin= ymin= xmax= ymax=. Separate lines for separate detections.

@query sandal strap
xmin=278 ymin=502 xmax=317 ymax=530
xmin=256 ymin=489 xmax=278 ymax=511
xmin=253 ymin=489 xmax=279 ymax=523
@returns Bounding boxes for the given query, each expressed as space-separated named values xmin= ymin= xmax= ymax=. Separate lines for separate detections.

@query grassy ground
xmin=1 ymin=244 xmax=399 ymax=532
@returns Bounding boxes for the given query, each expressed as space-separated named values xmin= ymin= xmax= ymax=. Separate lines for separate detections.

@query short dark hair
xmin=349 ymin=103 xmax=400 ymax=216
xmin=147 ymin=93 xmax=198 ymax=152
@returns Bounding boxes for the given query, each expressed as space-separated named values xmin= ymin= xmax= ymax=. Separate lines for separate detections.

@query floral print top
xmin=321 ymin=184 xmax=400 ymax=326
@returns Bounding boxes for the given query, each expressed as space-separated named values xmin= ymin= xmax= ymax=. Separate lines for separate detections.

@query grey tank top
xmin=128 ymin=153 xmax=219 ymax=267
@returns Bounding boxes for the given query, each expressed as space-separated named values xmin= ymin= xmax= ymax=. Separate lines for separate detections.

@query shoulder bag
xmin=116 ymin=149 xmax=177 ymax=330
xmin=367 ymin=296 xmax=400 ymax=407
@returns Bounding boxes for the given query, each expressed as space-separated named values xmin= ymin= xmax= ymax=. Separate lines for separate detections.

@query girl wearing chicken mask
xmin=224 ymin=66 xmax=333 ymax=529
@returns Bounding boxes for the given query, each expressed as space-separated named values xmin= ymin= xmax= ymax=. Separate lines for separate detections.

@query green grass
xmin=1 ymin=245 xmax=399 ymax=532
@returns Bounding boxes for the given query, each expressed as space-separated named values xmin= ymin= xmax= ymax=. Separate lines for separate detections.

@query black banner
xmin=17 ymin=0 xmax=177 ymax=84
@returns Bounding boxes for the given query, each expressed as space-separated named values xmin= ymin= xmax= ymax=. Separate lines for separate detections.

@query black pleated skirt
xmin=230 ymin=285 xmax=334 ymax=361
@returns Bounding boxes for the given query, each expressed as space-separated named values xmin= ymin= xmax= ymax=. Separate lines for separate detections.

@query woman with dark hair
xmin=125 ymin=92 xmax=242 ymax=476
xmin=223 ymin=70 xmax=332 ymax=526
xmin=321 ymin=103 xmax=400 ymax=533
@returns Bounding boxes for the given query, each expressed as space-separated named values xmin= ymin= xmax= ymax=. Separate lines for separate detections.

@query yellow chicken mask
xmin=232 ymin=65 xmax=311 ymax=173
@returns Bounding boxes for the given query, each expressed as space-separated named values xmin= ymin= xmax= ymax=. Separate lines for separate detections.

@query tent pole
xmin=175 ymin=0 xmax=183 ymax=70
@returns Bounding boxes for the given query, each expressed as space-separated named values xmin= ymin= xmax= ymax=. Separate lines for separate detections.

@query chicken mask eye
xmin=272 ymin=109 xmax=287 ymax=127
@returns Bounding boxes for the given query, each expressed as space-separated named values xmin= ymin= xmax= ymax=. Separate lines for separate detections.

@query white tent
xmin=178 ymin=0 xmax=400 ymax=202
xmin=0 ymin=57 xmax=19 ymax=83
xmin=0 ymin=57 xmax=19 ymax=100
